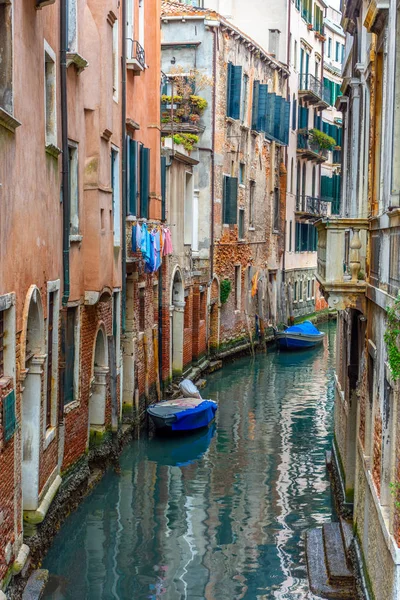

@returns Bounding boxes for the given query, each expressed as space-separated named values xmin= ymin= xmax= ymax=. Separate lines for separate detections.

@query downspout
xmin=121 ymin=0 xmax=127 ymax=333
xmin=210 ymin=26 xmax=217 ymax=284
xmin=61 ymin=0 xmax=70 ymax=307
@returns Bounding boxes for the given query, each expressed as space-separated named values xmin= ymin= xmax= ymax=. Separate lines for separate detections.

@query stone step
xmin=339 ymin=516 xmax=354 ymax=555
xmin=323 ymin=522 xmax=355 ymax=585
xmin=22 ymin=569 xmax=49 ymax=600
xmin=306 ymin=528 xmax=355 ymax=600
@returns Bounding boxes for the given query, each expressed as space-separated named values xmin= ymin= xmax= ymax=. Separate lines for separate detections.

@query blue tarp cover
xmin=171 ymin=400 xmax=217 ymax=431
xmin=285 ymin=321 xmax=321 ymax=336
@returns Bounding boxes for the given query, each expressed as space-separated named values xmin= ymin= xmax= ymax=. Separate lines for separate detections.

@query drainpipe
xmin=210 ymin=27 xmax=217 ymax=284
xmin=61 ymin=0 xmax=70 ymax=307
xmin=121 ymin=0 xmax=127 ymax=333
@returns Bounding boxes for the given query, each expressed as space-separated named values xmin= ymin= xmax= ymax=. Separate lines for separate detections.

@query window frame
xmin=0 ymin=1 xmax=14 ymax=117
xmin=44 ymin=40 xmax=57 ymax=148
xmin=68 ymin=141 xmax=79 ymax=236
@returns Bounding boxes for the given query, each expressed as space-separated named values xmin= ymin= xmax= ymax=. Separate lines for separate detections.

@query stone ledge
xmin=0 ymin=107 xmax=21 ymax=133
xmin=22 ymin=569 xmax=49 ymax=600
xmin=23 ymin=475 xmax=62 ymax=530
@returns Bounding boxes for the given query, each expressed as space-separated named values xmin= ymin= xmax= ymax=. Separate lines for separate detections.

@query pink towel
xmin=163 ymin=228 xmax=173 ymax=256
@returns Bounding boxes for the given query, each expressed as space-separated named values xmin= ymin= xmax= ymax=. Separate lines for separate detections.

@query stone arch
xmin=170 ymin=266 xmax=185 ymax=379
xmin=208 ymin=276 xmax=220 ymax=354
xmin=21 ymin=286 xmax=45 ymax=511
xmin=88 ymin=325 xmax=109 ymax=431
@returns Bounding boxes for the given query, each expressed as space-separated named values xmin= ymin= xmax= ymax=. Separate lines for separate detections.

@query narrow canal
xmin=43 ymin=322 xmax=336 ymax=600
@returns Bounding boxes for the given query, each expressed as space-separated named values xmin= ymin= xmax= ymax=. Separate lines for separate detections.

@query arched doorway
xmin=88 ymin=327 xmax=109 ymax=431
xmin=21 ymin=286 xmax=45 ymax=511
xmin=208 ymin=277 xmax=220 ymax=354
xmin=170 ymin=268 xmax=184 ymax=379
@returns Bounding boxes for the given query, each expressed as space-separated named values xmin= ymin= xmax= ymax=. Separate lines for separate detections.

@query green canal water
xmin=43 ymin=322 xmax=336 ymax=600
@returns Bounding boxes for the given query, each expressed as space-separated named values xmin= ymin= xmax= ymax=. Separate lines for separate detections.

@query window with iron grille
xmin=370 ymin=231 xmax=380 ymax=289
xmin=0 ymin=310 xmax=4 ymax=379
xmin=46 ymin=292 xmax=55 ymax=428
xmin=3 ymin=390 xmax=16 ymax=443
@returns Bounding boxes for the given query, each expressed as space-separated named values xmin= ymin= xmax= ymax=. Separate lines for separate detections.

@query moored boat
xmin=274 ymin=321 xmax=325 ymax=350
xmin=147 ymin=379 xmax=217 ymax=432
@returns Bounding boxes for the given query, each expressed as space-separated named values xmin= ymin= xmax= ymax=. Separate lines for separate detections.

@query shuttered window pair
xmin=223 ymin=175 xmax=238 ymax=225
xmin=298 ymin=105 xmax=309 ymax=130
xmin=127 ymin=137 xmax=150 ymax=219
xmin=2 ymin=390 xmax=16 ymax=443
xmin=321 ymin=174 xmax=341 ymax=213
xmin=295 ymin=222 xmax=318 ymax=252
xmin=322 ymin=121 xmax=342 ymax=145
xmin=227 ymin=63 xmax=242 ymax=120
xmin=251 ymin=82 xmax=290 ymax=145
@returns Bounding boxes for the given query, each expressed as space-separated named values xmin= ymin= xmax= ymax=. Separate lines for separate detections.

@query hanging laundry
xmin=136 ymin=222 xmax=142 ymax=250
xmin=154 ymin=230 xmax=161 ymax=271
xmin=163 ymin=227 xmax=173 ymax=256
xmin=140 ymin=223 xmax=151 ymax=263
xmin=145 ymin=232 xmax=156 ymax=273
xmin=251 ymin=270 xmax=259 ymax=297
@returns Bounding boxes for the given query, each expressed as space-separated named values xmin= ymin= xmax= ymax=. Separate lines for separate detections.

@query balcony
xmin=298 ymin=74 xmax=330 ymax=108
xmin=127 ymin=40 xmax=145 ymax=73
xmin=297 ymin=130 xmax=328 ymax=163
xmin=161 ymin=95 xmax=207 ymax=135
xmin=316 ymin=218 xmax=369 ymax=311
xmin=295 ymin=195 xmax=328 ymax=219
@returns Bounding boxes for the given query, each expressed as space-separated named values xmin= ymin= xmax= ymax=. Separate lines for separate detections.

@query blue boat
xmin=274 ymin=321 xmax=325 ymax=350
xmin=147 ymin=380 xmax=217 ymax=432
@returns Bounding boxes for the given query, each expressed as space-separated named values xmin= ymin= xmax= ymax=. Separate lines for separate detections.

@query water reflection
xmin=43 ymin=322 xmax=336 ymax=600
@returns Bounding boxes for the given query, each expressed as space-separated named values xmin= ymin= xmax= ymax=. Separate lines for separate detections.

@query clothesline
xmin=131 ymin=222 xmax=174 ymax=273
xmin=128 ymin=217 xmax=176 ymax=228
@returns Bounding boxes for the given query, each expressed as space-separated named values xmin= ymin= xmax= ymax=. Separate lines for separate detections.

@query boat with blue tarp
xmin=147 ymin=379 xmax=217 ymax=432
xmin=274 ymin=320 xmax=325 ymax=350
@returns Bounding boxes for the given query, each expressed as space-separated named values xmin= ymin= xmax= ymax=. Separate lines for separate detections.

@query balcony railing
xmin=296 ymin=195 xmax=328 ymax=218
xmin=316 ymin=218 xmax=369 ymax=311
xmin=126 ymin=39 xmax=145 ymax=72
xmin=297 ymin=130 xmax=328 ymax=163
xmin=299 ymin=74 xmax=330 ymax=107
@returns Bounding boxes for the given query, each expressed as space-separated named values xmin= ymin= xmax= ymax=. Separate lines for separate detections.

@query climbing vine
xmin=220 ymin=279 xmax=232 ymax=304
xmin=384 ymin=294 xmax=400 ymax=381
xmin=390 ymin=482 xmax=400 ymax=510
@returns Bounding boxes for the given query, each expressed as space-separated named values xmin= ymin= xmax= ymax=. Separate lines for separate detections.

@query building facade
xmin=316 ymin=0 xmax=400 ymax=595
xmin=161 ymin=1 xmax=290 ymax=356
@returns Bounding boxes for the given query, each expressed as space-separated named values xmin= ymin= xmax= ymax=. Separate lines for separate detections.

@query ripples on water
xmin=43 ymin=322 xmax=336 ymax=600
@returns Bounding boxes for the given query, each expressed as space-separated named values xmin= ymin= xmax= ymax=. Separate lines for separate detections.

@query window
xmin=292 ymin=96 xmax=297 ymax=130
xmin=111 ymin=148 xmax=121 ymax=246
xmin=315 ymin=59 xmax=319 ymax=79
xmin=307 ymin=279 xmax=311 ymax=300
xmin=289 ymin=220 xmax=292 ymax=252
xmin=268 ymin=29 xmax=280 ymax=58
xmin=295 ymin=222 xmax=318 ymax=252
xmin=112 ymin=20 xmax=118 ymax=100
xmin=299 ymin=279 xmax=303 ymax=301
xmin=273 ymin=187 xmax=280 ymax=231
xmin=126 ymin=0 xmax=134 ymax=56
xmin=238 ymin=209 xmax=245 ymax=240
xmin=68 ymin=143 xmax=79 ymax=235
xmin=184 ymin=172 xmax=193 ymax=245
xmin=239 ymin=163 xmax=245 ymax=185
xmin=241 ymin=74 xmax=249 ymax=123
xmin=234 ymin=266 xmax=241 ymax=310
xmin=249 ymin=181 xmax=255 ymax=227
xmin=335 ymin=41 xmax=340 ymax=62
xmin=139 ymin=0 xmax=145 ymax=49
xmin=3 ymin=390 xmax=16 ymax=443
xmin=223 ymin=175 xmax=238 ymax=224
xmin=0 ymin=1 xmax=13 ymax=115
xmin=45 ymin=292 xmax=55 ymax=429
xmin=294 ymin=40 xmax=298 ymax=70
xmin=44 ymin=43 xmax=57 ymax=146
xmin=328 ymin=37 xmax=332 ymax=58
xmin=139 ymin=287 xmax=145 ymax=332
xmin=294 ymin=281 xmax=298 ymax=301
xmin=67 ymin=0 xmax=78 ymax=52
xmin=113 ymin=291 xmax=121 ymax=364
xmin=226 ymin=63 xmax=242 ymax=120
xmin=128 ymin=138 xmax=138 ymax=215
xmin=311 ymin=278 xmax=315 ymax=298
xmin=200 ymin=290 xmax=206 ymax=321
xmin=64 ymin=307 xmax=78 ymax=406
xmin=341 ymin=44 xmax=345 ymax=64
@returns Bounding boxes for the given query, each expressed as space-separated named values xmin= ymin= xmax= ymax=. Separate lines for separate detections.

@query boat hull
xmin=275 ymin=332 xmax=325 ymax=350
xmin=147 ymin=398 xmax=218 ymax=432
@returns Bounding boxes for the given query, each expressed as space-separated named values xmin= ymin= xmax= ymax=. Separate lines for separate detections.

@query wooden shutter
xmin=274 ymin=95 xmax=282 ymax=140
xmin=295 ymin=221 xmax=300 ymax=252
xmin=257 ymin=84 xmax=268 ymax=131
xmin=223 ymin=175 xmax=238 ymax=224
xmin=283 ymin=99 xmax=290 ymax=145
xmin=140 ymin=145 xmax=150 ymax=219
xmin=3 ymin=390 xmax=16 ymax=443
xmin=229 ymin=65 xmax=242 ymax=120
xmin=251 ymin=81 xmax=260 ymax=130
xmin=337 ymin=126 xmax=342 ymax=147
xmin=292 ymin=98 xmax=297 ymax=130
xmin=226 ymin=62 xmax=233 ymax=116
xmin=266 ymin=92 xmax=276 ymax=138
xmin=161 ymin=155 xmax=167 ymax=221
xmin=128 ymin=138 xmax=138 ymax=215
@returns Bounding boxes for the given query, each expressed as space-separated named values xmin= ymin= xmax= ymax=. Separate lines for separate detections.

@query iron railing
xmin=296 ymin=195 xmax=328 ymax=217
xmin=127 ymin=39 xmax=145 ymax=69
xmin=299 ymin=74 xmax=330 ymax=104
xmin=297 ymin=130 xmax=328 ymax=160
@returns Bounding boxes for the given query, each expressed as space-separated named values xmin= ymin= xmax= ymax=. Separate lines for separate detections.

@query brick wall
xmin=372 ymin=410 xmax=382 ymax=496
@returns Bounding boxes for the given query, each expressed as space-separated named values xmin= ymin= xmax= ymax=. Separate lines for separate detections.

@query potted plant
xmin=309 ymin=128 xmax=336 ymax=155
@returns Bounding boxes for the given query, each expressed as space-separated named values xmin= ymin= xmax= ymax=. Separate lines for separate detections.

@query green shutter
xmin=227 ymin=64 xmax=242 ymax=120
xmin=251 ymin=81 xmax=260 ymax=130
xmin=226 ymin=62 xmax=233 ymax=116
xmin=223 ymin=175 xmax=238 ymax=224
xmin=292 ymin=98 xmax=297 ymax=130
xmin=283 ymin=99 xmax=290 ymax=145
xmin=140 ymin=146 xmax=150 ymax=219
xmin=128 ymin=138 xmax=138 ymax=215
xmin=3 ymin=390 xmax=16 ymax=443
xmin=266 ymin=92 xmax=276 ymax=138
xmin=295 ymin=222 xmax=300 ymax=252
xmin=161 ymin=155 xmax=166 ymax=221
xmin=257 ymin=84 xmax=268 ymax=131
xmin=321 ymin=175 xmax=333 ymax=201
xmin=64 ymin=309 xmax=75 ymax=406
xmin=337 ymin=126 xmax=342 ymax=147
xmin=274 ymin=95 xmax=282 ymax=140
